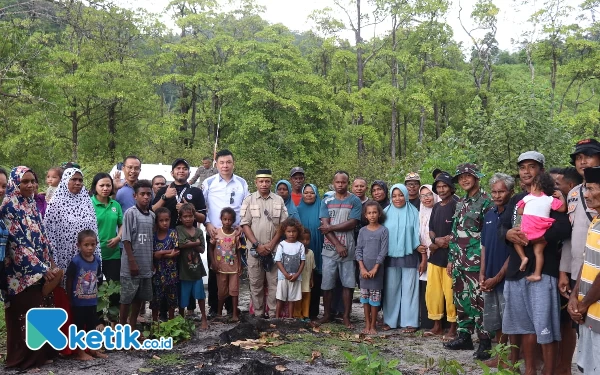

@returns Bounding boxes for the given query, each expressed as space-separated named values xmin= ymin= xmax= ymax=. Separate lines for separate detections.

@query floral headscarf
xmin=0 ymin=166 xmax=54 ymax=295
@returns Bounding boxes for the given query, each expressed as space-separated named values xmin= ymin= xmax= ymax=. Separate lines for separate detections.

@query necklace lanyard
xmin=176 ymin=187 xmax=187 ymax=203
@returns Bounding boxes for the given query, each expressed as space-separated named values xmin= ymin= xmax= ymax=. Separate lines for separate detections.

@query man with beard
xmin=152 ymin=158 xmax=206 ymax=228
xmin=152 ymin=159 xmax=207 ymax=317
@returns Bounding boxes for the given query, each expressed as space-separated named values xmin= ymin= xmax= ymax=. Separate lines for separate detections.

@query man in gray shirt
xmin=189 ymin=157 xmax=218 ymax=186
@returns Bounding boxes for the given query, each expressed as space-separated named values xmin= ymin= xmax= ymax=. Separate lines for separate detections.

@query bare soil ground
xmin=7 ymin=280 xmax=583 ymax=375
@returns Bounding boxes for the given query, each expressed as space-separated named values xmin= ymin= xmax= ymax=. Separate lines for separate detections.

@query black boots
xmin=443 ymin=331 xmax=474 ymax=350
xmin=473 ymin=338 xmax=492 ymax=360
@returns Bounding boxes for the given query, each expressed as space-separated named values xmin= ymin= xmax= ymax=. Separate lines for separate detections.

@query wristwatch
xmin=161 ymin=194 xmax=167 ymax=201
xmin=253 ymin=241 xmax=259 ymax=248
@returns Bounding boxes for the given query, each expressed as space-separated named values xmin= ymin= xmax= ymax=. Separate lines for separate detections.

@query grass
xmin=148 ymin=353 xmax=184 ymax=366
xmin=0 ymin=301 xmax=5 ymax=354
xmin=267 ymin=328 xmax=387 ymax=364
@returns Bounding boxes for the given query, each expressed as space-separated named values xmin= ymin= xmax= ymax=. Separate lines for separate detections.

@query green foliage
xmin=437 ymin=358 xmax=466 ymax=375
xmin=143 ymin=316 xmax=195 ymax=343
xmin=0 ymin=0 xmax=598 ymax=191
xmin=343 ymin=344 xmax=402 ymax=375
xmin=476 ymin=343 xmax=523 ymax=375
xmin=96 ymin=280 xmax=121 ymax=322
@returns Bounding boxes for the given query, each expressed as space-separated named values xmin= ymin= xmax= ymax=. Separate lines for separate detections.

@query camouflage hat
xmin=452 ymin=163 xmax=484 ymax=183
xmin=404 ymin=172 xmax=421 ymax=182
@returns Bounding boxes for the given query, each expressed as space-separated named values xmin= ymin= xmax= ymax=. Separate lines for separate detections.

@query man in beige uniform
xmin=241 ymin=169 xmax=288 ymax=318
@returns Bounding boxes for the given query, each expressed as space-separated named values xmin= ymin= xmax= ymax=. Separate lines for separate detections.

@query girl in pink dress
xmin=515 ymin=172 xmax=566 ymax=282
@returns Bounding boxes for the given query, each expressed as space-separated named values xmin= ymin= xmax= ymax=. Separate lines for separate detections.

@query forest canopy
xmin=0 ymin=0 xmax=597 ymax=189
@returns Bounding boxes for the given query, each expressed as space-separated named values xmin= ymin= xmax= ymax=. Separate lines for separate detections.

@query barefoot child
xmin=209 ymin=207 xmax=241 ymax=322
xmin=293 ymin=228 xmax=315 ymax=321
xmin=177 ymin=203 xmax=208 ymax=329
xmin=151 ymin=208 xmax=179 ymax=322
xmin=514 ymin=172 xmax=566 ymax=282
xmin=119 ymin=180 xmax=155 ymax=332
xmin=274 ymin=218 xmax=305 ymax=318
xmin=45 ymin=167 xmax=62 ymax=203
xmin=355 ymin=201 xmax=388 ymax=335
xmin=66 ymin=229 xmax=108 ymax=360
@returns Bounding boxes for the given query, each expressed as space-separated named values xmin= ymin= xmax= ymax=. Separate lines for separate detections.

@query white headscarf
xmin=418 ymin=184 xmax=440 ymax=248
xmin=44 ymin=168 xmax=101 ymax=284
xmin=418 ymin=184 xmax=439 ymax=281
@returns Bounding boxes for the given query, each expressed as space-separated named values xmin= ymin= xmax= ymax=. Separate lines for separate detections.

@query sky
xmin=122 ymin=0 xmax=584 ymax=52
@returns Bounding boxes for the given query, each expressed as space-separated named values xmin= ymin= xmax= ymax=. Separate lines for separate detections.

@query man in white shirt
xmin=202 ymin=149 xmax=249 ymax=316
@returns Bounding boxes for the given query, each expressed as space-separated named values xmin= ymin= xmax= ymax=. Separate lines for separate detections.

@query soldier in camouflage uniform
xmin=443 ymin=163 xmax=494 ymax=360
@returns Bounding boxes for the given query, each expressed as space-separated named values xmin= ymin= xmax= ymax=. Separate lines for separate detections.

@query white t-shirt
xmin=521 ymin=194 xmax=561 ymax=218
xmin=274 ymin=241 xmax=305 ymax=281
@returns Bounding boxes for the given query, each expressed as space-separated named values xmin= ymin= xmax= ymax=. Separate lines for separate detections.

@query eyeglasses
xmin=419 ymin=193 xmax=433 ymax=198
xmin=264 ymin=209 xmax=272 ymax=222
xmin=230 ymin=191 xmax=235 ymax=204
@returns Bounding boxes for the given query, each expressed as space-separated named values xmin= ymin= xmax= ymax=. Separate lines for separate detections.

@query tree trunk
xmin=107 ymin=101 xmax=117 ymax=163
xmin=355 ymin=0 xmax=365 ymax=158
xmin=434 ymin=102 xmax=440 ymax=139
xmin=71 ymin=109 xmax=78 ymax=162
xmin=190 ymin=85 xmax=198 ymax=147
xmin=391 ymin=100 xmax=397 ymax=163
xmin=419 ymin=106 xmax=425 ymax=142
xmin=403 ymin=113 xmax=408 ymax=155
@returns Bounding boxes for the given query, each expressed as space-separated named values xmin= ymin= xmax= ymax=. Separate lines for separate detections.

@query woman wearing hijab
xmin=1 ymin=166 xmax=60 ymax=369
xmin=370 ymin=180 xmax=389 ymax=209
xmin=44 ymin=167 xmax=102 ymax=277
xmin=382 ymin=183 xmax=425 ymax=332
xmin=276 ymin=180 xmax=299 ymax=219
xmin=297 ymin=183 xmax=324 ymax=319
xmin=417 ymin=185 xmax=439 ymax=332
xmin=43 ymin=167 xmax=101 ymax=355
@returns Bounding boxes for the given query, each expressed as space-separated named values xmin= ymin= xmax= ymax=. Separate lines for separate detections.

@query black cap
xmin=433 ymin=172 xmax=455 ymax=194
xmin=570 ymin=139 xmax=600 ymax=166
xmin=172 ymin=158 xmax=190 ymax=170
xmin=432 ymin=168 xmax=443 ymax=180
xmin=290 ymin=167 xmax=305 ymax=177
xmin=584 ymin=166 xmax=600 ymax=184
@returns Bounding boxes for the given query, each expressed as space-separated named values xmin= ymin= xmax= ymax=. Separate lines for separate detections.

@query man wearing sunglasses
xmin=240 ymin=169 xmax=289 ymax=318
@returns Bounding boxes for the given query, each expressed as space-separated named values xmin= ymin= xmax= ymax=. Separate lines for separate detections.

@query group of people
xmin=1 ymin=140 xmax=600 ymax=375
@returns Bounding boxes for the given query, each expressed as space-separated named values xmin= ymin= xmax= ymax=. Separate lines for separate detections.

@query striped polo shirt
xmin=580 ymin=216 xmax=600 ymax=333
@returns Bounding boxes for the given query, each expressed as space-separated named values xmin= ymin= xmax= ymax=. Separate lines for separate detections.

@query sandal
xmin=423 ymin=330 xmax=441 ymax=337
xmin=401 ymin=327 xmax=417 ymax=333
xmin=382 ymin=324 xmax=392 ymax=331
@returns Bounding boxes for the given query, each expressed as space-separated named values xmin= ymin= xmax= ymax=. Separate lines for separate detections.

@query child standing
xmin=45 ymin=167 xmax=62 ymax=203
xmin=119 ymin=180 xmax=155 ymax=331
xmin=274 ymin=218 xmax=305 ymax=318
xmin=66 ymin=229 xmax=108 ymax=360
xmin=293 ymin=228 xmax=315 ymax=321
xmin=355 ymin=201 xmax=389 ymax=335
xmin=177 ymin=203 xmax=208 ymax=329
xmin=514 ymin=172 xmax=566 ymax=282
xmin=151 ymin=207 xmax=179 ymax=322
xmin=209 ymin=207 xmax=241 ymax=322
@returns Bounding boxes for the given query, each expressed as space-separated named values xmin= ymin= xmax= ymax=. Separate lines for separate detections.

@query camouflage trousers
xmin=452 ymin=268 xmax=490 ymax=339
